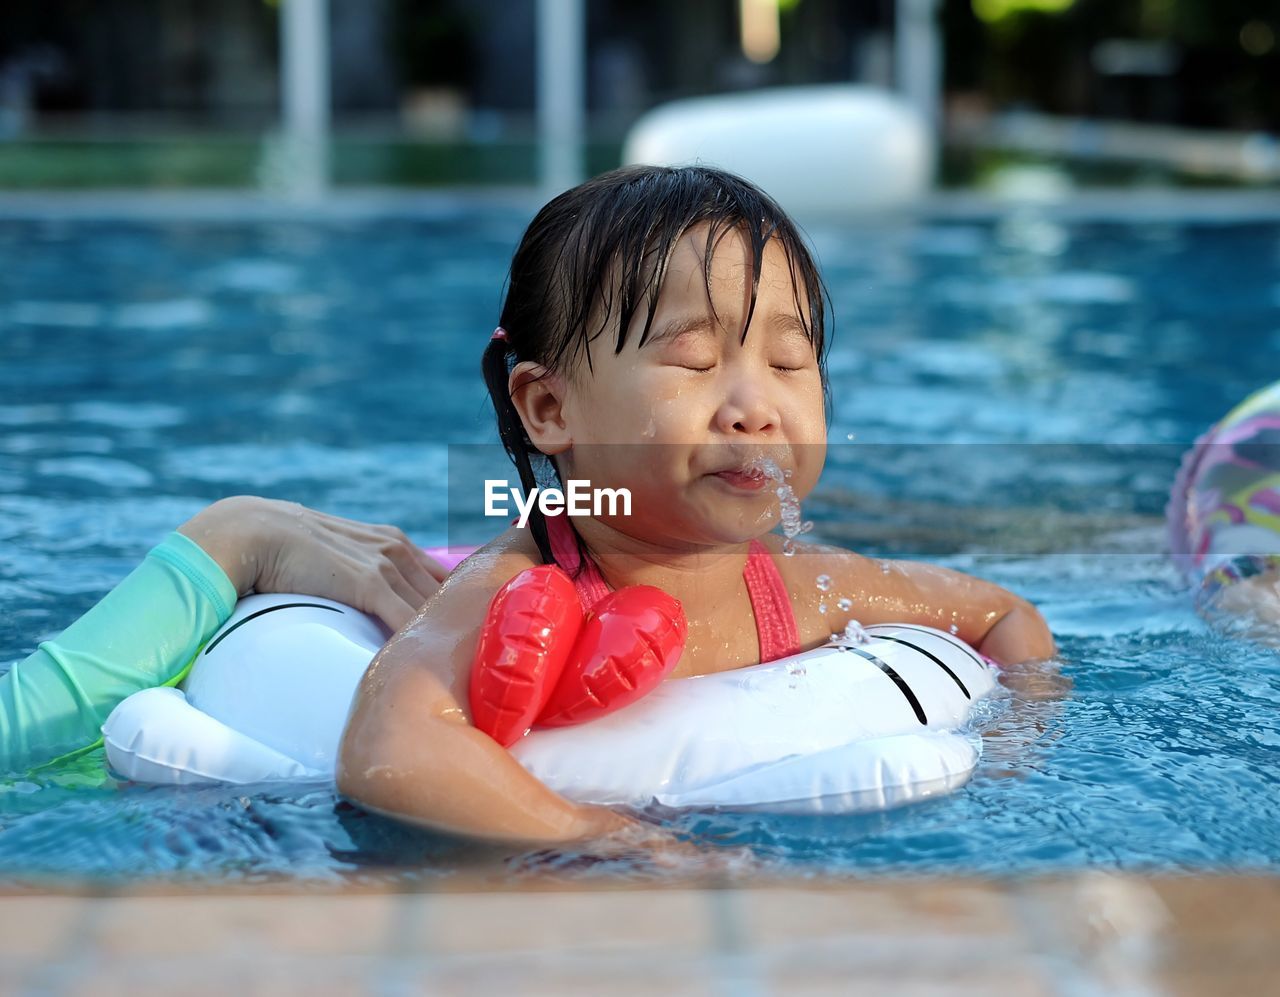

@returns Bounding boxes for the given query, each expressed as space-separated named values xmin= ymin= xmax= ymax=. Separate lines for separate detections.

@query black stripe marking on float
xmin=878 ymin=623 xmax=989 ymax=674
xmin=842 ymin=646 xmax=928 ymax=725
xmin=870 ymin=634 xmax=971 ymax=700
xmin=203 ymin=602 xmax=344 ymax=656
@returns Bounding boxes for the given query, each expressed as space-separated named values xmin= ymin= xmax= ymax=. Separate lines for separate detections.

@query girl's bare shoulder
xmin=754 ymin=534 xmax=954 ymax=646
xmin=365 ymin=528 xmax=542 ymax=703
xmin=439 ymin=527 xmax=542 ymax=589
xmin=754 ymin=533 xmax=879 ymax=590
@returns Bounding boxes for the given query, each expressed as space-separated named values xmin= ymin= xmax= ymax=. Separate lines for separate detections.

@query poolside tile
xmin=84 ymin=894 xmax=397 ymax=958
xmin=60 ymin=958 xmax=377 ymax=997
xmin=732 ymin=881 xmax=1022 ymax=940
xmin=730 ymin=883 xmax=1048 ymax=995
xmin=412 ymin=887 xmax=715 ymax=958
xmin=416 ymin=959 xmax=722 ymax=996
xmin=0 ymin=894 xmax=90 ymax=958
xmin=4 ymin=875 xmax=1280 ymax=995
xmin=1145 ymin=877 xmax=1280 ymax=994
xmin=1147 ymin=875 xmax=1280 ymax=944
xmin=1014 ymin=874 xmax=1280 ymax=994
xmin=757 ymin=972 xmax=1049 ymax=996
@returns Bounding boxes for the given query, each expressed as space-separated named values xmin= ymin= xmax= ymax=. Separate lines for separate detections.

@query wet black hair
xmin=482 ymin=163 xmax=832 ymax=568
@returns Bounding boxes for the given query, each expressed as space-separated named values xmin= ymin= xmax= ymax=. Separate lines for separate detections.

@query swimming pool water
xmin=2 ymin=203 xmax=1280 ymax=885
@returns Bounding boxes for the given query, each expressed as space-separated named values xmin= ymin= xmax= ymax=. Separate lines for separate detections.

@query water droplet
xmin=819 ymin=601 xmax=828 ymax=614
xmin=845 ymin=432 xmax=856 ymax=442
xmin=837 ymin=597 xmax=852 ymax=612
xmin=949 ymin=623 xmax=959 ymax=635
xmin=842 ymin=620 xmax=871 ymax=645
xmin=752 ymin=455 xmax=813 ymax=553
xmin=815 ymin=574 xmax=832 ymax=592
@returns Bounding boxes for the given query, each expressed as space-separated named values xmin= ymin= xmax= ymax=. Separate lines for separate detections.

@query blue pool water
xmin=2 ymin=200 xmax=1280 ymax=886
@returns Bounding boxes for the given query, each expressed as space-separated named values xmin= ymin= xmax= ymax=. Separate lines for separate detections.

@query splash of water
xmin=841 ymin=619 xmax=871 ymax=645
xmin=755 ymin=457 xmax=812 ymax=556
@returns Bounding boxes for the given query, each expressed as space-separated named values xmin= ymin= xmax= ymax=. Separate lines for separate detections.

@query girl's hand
xmin=505 ymin=804 xmax=755 ymax=879
xmin=178 ymin=496 xmax=448 ymax=631
xmin=996 ymin=657 xmax=1073 ymax=701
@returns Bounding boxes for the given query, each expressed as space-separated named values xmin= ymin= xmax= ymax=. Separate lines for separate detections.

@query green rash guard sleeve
xmin=0 ymin=531 xmax=238 ymax=777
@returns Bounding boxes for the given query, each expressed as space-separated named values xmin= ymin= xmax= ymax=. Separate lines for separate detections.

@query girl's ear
xmin=509 ymin=361 xmax=571 ymax=455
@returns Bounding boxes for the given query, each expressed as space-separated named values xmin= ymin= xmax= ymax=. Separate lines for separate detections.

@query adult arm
xmin=0 ymin=496 xmax=447 ymax=778
xmin=0 ymin=529 xmax=236 ymax=776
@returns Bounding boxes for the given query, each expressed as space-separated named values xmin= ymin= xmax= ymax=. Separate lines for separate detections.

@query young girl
xmin=336 ymin=164 xmax=1057 ymax=845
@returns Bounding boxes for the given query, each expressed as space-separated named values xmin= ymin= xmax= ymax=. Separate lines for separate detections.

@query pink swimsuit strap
xmin=743 ymin=539 xmax=802 ymax=662
xmin=545 ymin=513 xmax=613 ymax=608
xmin=543 ymin=515 xmax=801 ymax=663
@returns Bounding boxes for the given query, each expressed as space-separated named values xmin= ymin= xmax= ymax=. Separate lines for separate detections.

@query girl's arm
xmin=971 ymin=594 xmax=1057 ymax=664
xmin=336 ymin=548 xmax=637 ymax=845
xmin=821 ymin=549 xmax=1057 ymax=665
xmin=885 ymin=560 xmax=1055 ymax=663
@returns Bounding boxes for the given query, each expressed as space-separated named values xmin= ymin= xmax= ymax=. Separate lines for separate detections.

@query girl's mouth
xmin=713 ymin=467 xmax=769 ymax=492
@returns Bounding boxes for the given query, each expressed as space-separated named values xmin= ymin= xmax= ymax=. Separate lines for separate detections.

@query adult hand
xmin=178 ymin=496 xmax=448 ymax=631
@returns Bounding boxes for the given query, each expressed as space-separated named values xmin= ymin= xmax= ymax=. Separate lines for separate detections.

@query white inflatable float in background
xmin=622 ymin=85 xmax=934 ymax=217
xmin=103 ymin=594 xmax=998 ymax=815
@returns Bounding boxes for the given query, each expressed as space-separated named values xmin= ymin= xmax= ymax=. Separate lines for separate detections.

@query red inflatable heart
xmin=534 ymin=585 xmax=687 ymax=728
xmin=467 ymin=564 xmax=581 ymax=747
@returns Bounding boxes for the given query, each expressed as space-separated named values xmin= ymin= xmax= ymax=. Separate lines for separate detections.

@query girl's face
xmin=555 ymin=221 xmax=828 ymax=547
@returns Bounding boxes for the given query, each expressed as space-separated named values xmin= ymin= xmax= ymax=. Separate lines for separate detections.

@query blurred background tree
xmin=944 ymin=0 xmax=1278 ymax=129
xmin=0 ymin=0 xmax=1275 ymax=187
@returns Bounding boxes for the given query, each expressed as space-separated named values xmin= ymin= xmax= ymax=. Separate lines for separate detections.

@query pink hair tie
xmin=491 ymin=327 xmax=509 ymax=341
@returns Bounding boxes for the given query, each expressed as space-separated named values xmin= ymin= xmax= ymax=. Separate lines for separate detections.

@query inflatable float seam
xmin=109 ymin=736 xmax=328 ymax=786
xmin=109 ymin=752 xmax=328 ymax=785
xmin=687 ymin=738 xmax=976 ymax=797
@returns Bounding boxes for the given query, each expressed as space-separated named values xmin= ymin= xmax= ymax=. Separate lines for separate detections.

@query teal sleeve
xmin=0 ymin=531 xmax=238 ymax=777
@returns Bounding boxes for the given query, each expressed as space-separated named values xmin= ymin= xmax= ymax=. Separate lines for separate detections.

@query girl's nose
xmin=714 ymin=377 xmax=780 ymax=437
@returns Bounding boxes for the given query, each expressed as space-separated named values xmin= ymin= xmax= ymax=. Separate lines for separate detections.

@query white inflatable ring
xmin=103 ymin=593 xmax=998 ymax=815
